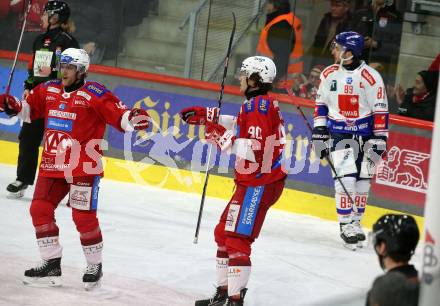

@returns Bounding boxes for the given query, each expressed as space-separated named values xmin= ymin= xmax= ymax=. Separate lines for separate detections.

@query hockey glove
xmin=128 ymin=108 xmax=150 ymax=130
xmin=180 ymin=106 xmax=219 ymax=125
xmin=365 ymin=135 xmax=387 ymax=158
xmin=311 ymin=126 xmax=330 ymax=159
xmin=0 ymin=94 xmax=22 ymax=116
xmin=205 ymin=121 xmax=235 ymax=151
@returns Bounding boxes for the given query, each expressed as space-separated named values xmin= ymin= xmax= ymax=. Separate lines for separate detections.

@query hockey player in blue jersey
xmin=311 ymin=31 xmax=388 ymax=248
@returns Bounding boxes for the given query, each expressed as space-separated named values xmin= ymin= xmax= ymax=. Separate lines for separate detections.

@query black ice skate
xmin=223 ymin=288 xmax=247 ymax=306
xmin=23 ymin=257 xmax=62 ymax=287
xmin=83 ymin=263 xmax=103 ymax=291
xmin=340 ymin=223 xmax=358 ymax=251
xmin=195 ymin=286 xmax=228 ymax=306
xmin=6 ymin=180 xmax=28 ymax=198
xmin=352 ymin=220 xmax=366 ymax=248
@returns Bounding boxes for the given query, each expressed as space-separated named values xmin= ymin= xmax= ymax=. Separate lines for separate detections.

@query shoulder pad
xmin=42 ymin=79 xmax=62 ymax=88
xmin=322 ymin=65 xmax=339 ymax=78
xmin=84 ymin=82 xmax=109 ymax=98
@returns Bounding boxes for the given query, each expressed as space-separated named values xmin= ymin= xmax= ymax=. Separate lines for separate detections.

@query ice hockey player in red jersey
xmin=180 ymin=56 xmax=286 ymax=306
xmin=311 ymin=32 xmax=388 ymax=249
xmin=0 ymin=48 xmax=151 ymax=290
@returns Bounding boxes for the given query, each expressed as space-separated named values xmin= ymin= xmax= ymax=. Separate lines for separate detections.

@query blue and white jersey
xmin=313 ymin=62 xmax=388 ymax=137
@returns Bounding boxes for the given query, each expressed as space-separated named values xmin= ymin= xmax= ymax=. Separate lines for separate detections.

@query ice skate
xmin=6 ymin=180 xmax=28 ymax=198
xmin=223 ymin=288 xmax=247 ymax=306
xmin=83 ymin=263 xmax=103 ymax=291
xmin=195 ymin=286 xmax=228 ymax=306
xmin=340 ymin=223 xmax=358 ymax=251
xmin=352 ymin=221 xmax=366 ymax=248
xmin=23 ymin=258 xmax=62 ymax=287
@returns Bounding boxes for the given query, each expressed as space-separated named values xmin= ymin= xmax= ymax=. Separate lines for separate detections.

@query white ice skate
xmin=340 ymin=223 xmax=358 ymax=251
xmin=352 ymin=221 xmax=366 ymax=248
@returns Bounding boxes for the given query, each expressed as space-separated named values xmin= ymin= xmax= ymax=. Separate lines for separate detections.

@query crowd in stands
xmin=260 ymin=0 xmax=438 ymax=122
xmin=0 ymin=0 xmax=153 ymax=63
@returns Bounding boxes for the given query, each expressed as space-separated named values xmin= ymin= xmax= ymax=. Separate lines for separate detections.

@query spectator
xmin=366 ymin=214 xmax=420 ymax=305
xmin=256 ymin=0 xmax=303 ymax=89
xmin=369 ymin=272 xmax=420 ymax=306
xmin=396 ymin=70 xmax=438 ymax=121
xmin=67 ymin=0 xmax=119 ymax=64
xmin=295 ymin=65 xmax=324 ymax=101
xmin=350 ymin=0 xmax=403 ymax=84
xmin=307 ymin=0 xmax=352 ymax=70
xmin=6 ymin=0 xmax=79 ymax=198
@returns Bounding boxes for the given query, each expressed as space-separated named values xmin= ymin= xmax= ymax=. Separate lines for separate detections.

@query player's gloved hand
xmin=180 ymin=106 xmax=219 ymax=125
xmin=365 ymin=135 xmax=387 ymax=158
xmin=128 ymin=108 xmax=150 ymax=130
xmin=311 ymin=126 xmax=330 ymax=159
xmin=0 ymin=94 xmax=22 ymax=116
xmin=205 ymin=121 xmax=235 ymax=150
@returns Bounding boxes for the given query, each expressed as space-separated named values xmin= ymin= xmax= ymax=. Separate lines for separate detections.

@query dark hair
xmin=268 ymin=0 xmax=291 ymax=13
xmin=249 ymin=72 xmax=273 ymax=93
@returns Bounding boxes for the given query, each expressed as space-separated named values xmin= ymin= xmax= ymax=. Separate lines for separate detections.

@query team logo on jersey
xmin=44 ymin=130 xmax=72 ymax=155
xmin=379 ymin=17 xmax=388 ymax=28
xmin=346 ymin=77 xmax=353 ymax=85
xmin=330 ymin=80 xmax=337 ymax=91
xmin=59 ymin=103 xmax=65 ymax=110
xmin=350 ymin=96 xmax=358 ymax=105
xmin=258 ymin=99 xmax=269 ymax=114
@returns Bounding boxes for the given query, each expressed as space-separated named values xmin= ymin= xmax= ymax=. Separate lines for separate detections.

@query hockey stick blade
xmin=193 ymin=12 xmax=237 ymax=244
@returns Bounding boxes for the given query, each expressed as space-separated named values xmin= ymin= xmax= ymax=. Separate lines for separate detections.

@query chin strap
xmin=339 ymin=50 xmax=354 ymax=69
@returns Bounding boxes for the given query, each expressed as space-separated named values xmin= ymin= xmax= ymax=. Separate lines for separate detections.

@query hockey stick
xmin=193 ymin=12 xmax=237 ymax=244
xmin=5 ymin=0 xmax=33 ymax=95
xmin=284 ymin=87 xmax=357 ymax=212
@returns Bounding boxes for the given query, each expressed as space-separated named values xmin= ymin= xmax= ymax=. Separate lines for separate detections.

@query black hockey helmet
xmin=44 ymin=0 xmax=70 ymax=24
xmin=372 ymin=214 xmax=420 ymax=259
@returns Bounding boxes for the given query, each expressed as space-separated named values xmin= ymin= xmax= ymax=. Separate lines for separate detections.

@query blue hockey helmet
xmin=334 ymin=31 xmax=364 ymax=57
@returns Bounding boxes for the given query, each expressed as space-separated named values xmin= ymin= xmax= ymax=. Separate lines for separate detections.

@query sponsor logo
xmin=62 ymin=92 xmax=70 ymax=99
xmin=422 ymin=230 xmax=438 ymax=284
xmin=47 ymin=86 xmax=61 ymax=94
xmin=376 ymin=146 xmax=430 ymax=193
xmin=341 ymin=110 xmax=359 ymax=117
xmin=245 ymin=98 xmax=254 ymax=113
xmin=86 ymin=83 xmax=107 ymax=97
xmin=46 ymin=95 xmax=57 ymax=102
xmin=73 ymin=99 xmax=89 ymax=107
xmin=361 ymin=69 xmax=376 ymax=86
xmin=225 ymin=204 xmax=240 ymax=232
xmin=374 ymin=102 xmax=387 ymax=108
xmin=330 ymin=80 xmax=337 ymax=91
xmin=76 ymin=91 xmax=91 ymax=101
xmin=48 ymin=110 xmax=77 ymax=120
xmin=350 ymin=96 xmax=358 ymax=105
xmin=59 ymin=103 xmax=65 ymax=110
xmin=346 ymin=77 xmax=353 ymax=84
xmin=243 ymin=186 xmax=263 ymax=225
xmin=47 ymin=117 xmax=73 ymax=132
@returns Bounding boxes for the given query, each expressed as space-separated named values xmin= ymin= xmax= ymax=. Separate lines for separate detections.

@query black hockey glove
xmin=311 ymin=126 xmax=330 ymax=159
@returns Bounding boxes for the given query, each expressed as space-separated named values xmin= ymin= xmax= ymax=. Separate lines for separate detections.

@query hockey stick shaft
xmin=284 ymin=88 xmax=357 ymax=211
xmin=194 ymin=12 xmax=237 ymax=244
xmin=5 ymin=0 xmax=33 ymax=95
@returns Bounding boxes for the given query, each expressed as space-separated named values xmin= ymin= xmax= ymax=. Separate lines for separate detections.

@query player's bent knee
xmin=214 ymin=222 xmax=227 ymax=247
xmin=29 ymin=200 xmax=56 ymax=226
xmin=225 ymin=236 xmax=252 ymax=258
xmin=72 ymin=209 xmax=99 ymax=233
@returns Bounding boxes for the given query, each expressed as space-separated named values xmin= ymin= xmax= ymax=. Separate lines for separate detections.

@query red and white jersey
xmin=23 ymin=80 xmax=128 ymax=178
xmin=314 ymin=62 xmax=388 ymax=137
xmin=233 ymin=94 xmax=286 ymax=186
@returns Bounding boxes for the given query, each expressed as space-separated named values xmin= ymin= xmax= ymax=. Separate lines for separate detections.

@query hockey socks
xmin=80 ymin=227 xmax=103 ymax=290
xmin=35 ymin=222 xmax=63 ymax=260
xmin=335 ymin=177 xmax=356 ymax=224
xmin=216 ymin=248 xmax=229 ymax=287
xmin=227 ymin=256 xmax=251 ymax=298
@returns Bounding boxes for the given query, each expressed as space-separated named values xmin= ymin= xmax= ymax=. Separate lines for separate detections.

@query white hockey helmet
xmin=240 ymin=56 xmax=276 ymax=84
xmin=60 ymin=48 xmax=90 ymax=73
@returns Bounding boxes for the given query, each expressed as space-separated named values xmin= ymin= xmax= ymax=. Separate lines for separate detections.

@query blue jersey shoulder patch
xmin=258 ymin=98 xmax=269 ymax=114
xmin=42 ymin=79 xmax=62 ymax=88
xmin=84 ymin=82 xmax=108 ymax=97
xmin=244 ymin=98 xmax=255 ymax=113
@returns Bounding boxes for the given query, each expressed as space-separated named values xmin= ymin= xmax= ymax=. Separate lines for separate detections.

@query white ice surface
xmin=0 ymin=163 xmax=422 ymax=306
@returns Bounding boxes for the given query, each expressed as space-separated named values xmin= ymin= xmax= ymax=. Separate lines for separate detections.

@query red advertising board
xmin=372 ymin=131 xmax=432 ymax=208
